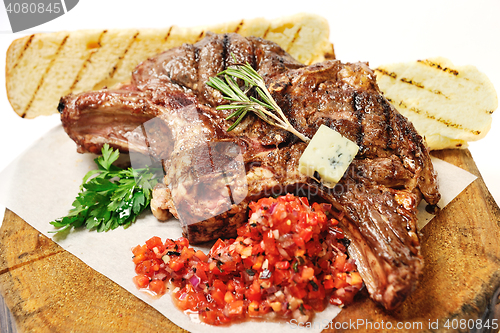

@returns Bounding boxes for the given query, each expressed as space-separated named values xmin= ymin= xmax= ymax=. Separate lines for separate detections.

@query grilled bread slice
xmin=6 ymin=13 xmax=334 ymax=119
xmin=375 ymin=57 xmax=498 ymax=150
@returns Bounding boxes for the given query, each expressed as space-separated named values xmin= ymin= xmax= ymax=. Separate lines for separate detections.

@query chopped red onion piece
xmin=189 ymin=274 xmax=201 ymax=289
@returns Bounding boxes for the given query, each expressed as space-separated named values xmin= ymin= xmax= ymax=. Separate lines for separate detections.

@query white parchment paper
xmin=0 ymin=126 xmax=476 ymax=332
xmin=417 ymin=157 xmax=477 ymax=230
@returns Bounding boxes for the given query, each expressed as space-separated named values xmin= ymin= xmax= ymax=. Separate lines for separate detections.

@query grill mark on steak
xmin=383 ymin=96 xmax=393 ymax=151
xmin=352 ymin=91 xmax=365 ymax=150
xmin=59 ymin=32 xmax=440 ymax=311
xmin=250 ymin=37 xmax=257 ymax=72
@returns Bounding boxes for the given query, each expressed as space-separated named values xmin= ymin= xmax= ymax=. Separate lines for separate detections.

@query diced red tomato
xmin=132 ymin=244 xmax=147 ymax=257
xmin=145 ymin=236 xmax=165 ymax=253
xmin=195 ymin=262 xmax=209 ymax=281
xmin=263 ymin=230 xmax=278 ymax=255
xmin=131 ymin=193 xmax=362 ymax=326
xmin=195 ymin=250 xmax=208 ymax=261
xmin=211 ymin=288 xmax=225 ymax=307
xmin=168 ymin=258 xmax=184 ymax=272
xmin=227 ymin=300 xmax=245 ymax=317
xmin=273 ymin=267 xmax=290 ymax=285
xmin=252 ymin=255 xmax=264 ymax=270
xmin=323 ymin=276 xmax=335 ymax=290
xmin=224 ymin=291 xmax=235 ymax=303
xmin=176 ymin=237 xmax=189 ymax=249
xmin=298 ymin=227 xmax=313 ymax=243
xmin=301 ymin=266 xmax=315 ymax=281
xmin=149 ymin=280 xmax=166 ymax=295
xmin=248 ymin=300 xmax=260 ymax=317
xmin=244 ymin=279 xmax=262 ymax=302
xmin=226 ymin=280 xmax=235 ymax=292
xmin=334 ymin=252 xmax=347 ymax=270
xmin=133 ymin=275 xmax=150 ymax=288
xmin=211 ymin=279 xmax=226 ymax=292
xmin=135 ymin=260 xmax=152 ymax=276
xmin=290 ymin=284 xmax=307 ymax=299
xmin=210 ymin=239 xmax=226 ymax=256
xmin=132 ymin=253 xmax=146 ymax=265
xmin=349 ymin=272 xmax=363 ymax=286
xmin=275 ymin=260 xmax=290 ymax=270
xmin=293 ymin=234 xmax=306 ymax=248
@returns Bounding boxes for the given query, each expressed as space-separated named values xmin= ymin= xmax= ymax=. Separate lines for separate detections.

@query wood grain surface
xmin=0 ymin=148 xmax=499 ymax=333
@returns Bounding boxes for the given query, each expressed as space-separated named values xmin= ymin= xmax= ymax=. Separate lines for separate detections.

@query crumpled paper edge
xmin=0 ymin=126 xmax=341 ymax=333
xmin=0 ymin=126 xmax=477 ymax=332
xmin=417 ymin=157 xmax=477 ymax=230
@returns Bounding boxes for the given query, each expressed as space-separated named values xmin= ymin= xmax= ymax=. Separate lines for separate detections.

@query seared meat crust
xmin=59 ymin=32 xmax=440 ymax=310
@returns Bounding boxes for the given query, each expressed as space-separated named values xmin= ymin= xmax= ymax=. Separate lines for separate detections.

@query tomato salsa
xmin=132 ymin=194 xmax=362 ymax=325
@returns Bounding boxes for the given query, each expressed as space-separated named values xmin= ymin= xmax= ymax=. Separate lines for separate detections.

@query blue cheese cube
xmin=298 ymin=125 xmax=359 ymax=186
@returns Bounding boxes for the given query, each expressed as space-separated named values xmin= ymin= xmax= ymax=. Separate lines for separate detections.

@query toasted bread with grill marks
xmin=375 ymin=57 xmax=498 ymax=150
xmin=6 ymin=13 xmax=334 ymax=119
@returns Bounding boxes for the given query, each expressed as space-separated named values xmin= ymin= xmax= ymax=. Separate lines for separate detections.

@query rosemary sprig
xmin=206 ymin=62 xmax=310 ymax=142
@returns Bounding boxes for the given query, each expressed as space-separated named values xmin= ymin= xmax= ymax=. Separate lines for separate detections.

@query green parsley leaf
xmin=50 ymin=144 xmax=161 ymax=233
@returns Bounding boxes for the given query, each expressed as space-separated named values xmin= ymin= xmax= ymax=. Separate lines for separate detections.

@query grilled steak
xmin=59 ymin=32 xmax=440 ymax=310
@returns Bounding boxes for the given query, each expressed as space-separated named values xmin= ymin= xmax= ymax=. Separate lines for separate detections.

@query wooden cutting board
xmin=1 ymin=148 xmax=499 ymax=333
